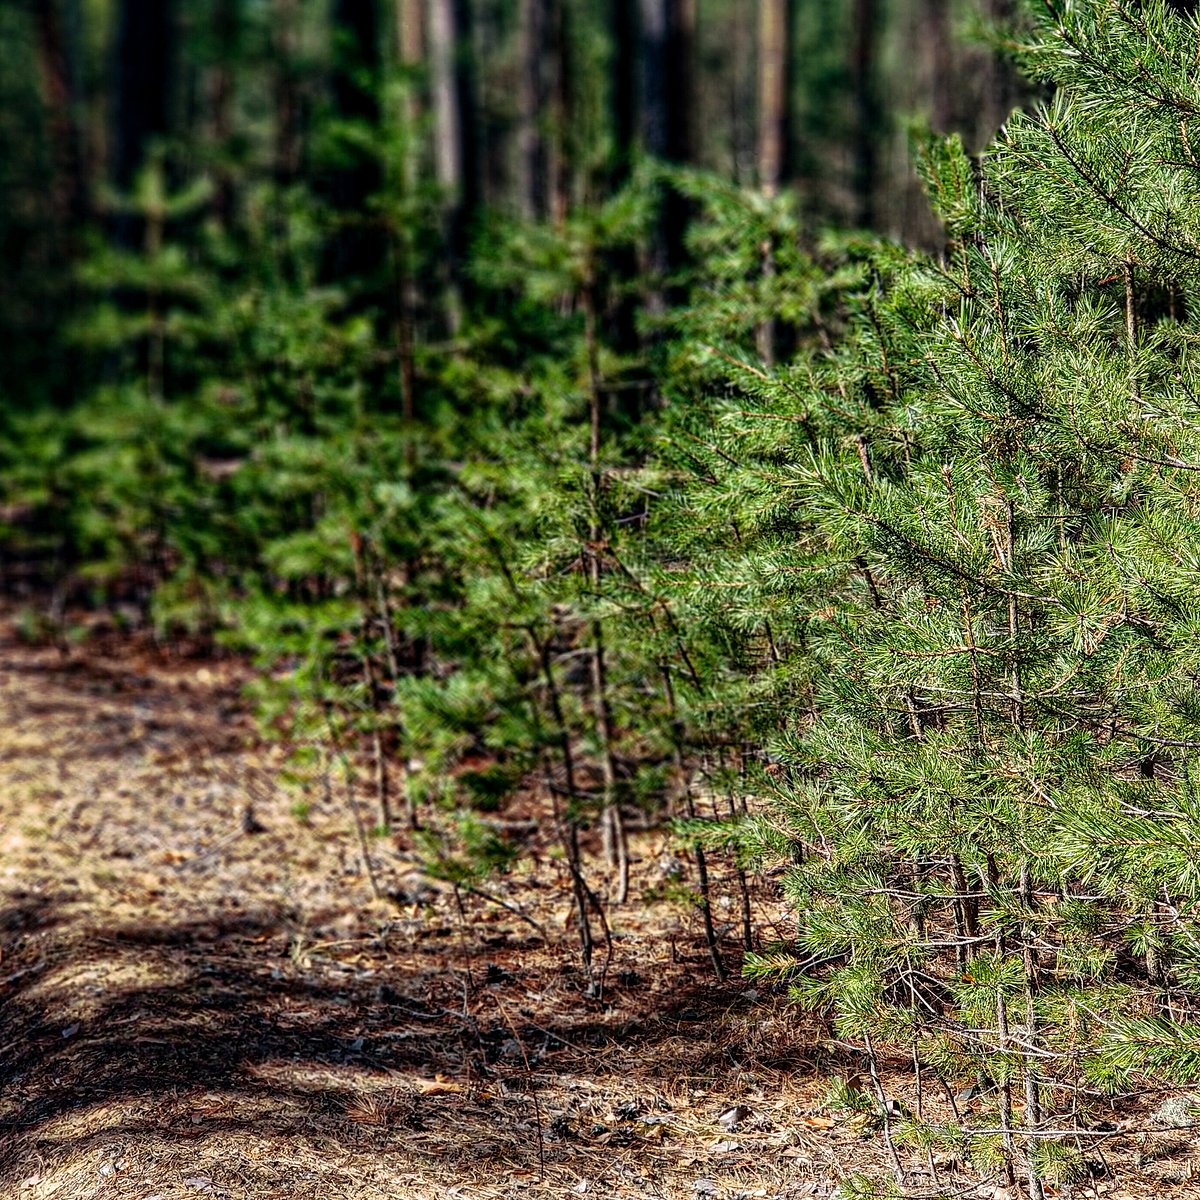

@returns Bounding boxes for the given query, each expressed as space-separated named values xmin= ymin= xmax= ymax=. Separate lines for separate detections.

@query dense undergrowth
xmin=8 ymin=3 xmax=1200 ymax=1195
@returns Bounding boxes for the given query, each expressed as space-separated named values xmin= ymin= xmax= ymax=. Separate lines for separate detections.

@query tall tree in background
xmin=272 ymin=0 xmax=302 ymax=192
xmin=208 ymin=0 xmax=240 ymax=227
xmin=755 ymin=0 xmax=789 ymax=363
xmin=33 ymin=0 xmax=88 ymax=246
xmin=639 ymin=0 xmax=694 ymax=301
xmin=610 ymin=0 xmax=637 ymax=186
xmin=517 ymin=0 xmax=551 ymax=220
xmin=325 ymin=0 xmax=383 ymax=282
xmin=452 ymin=0 xmax=481 ymax=237
xmin=924 ymin=0 xmax=953 ymax=131
xmin=756 ymin=0 xmax=789 ymax=197
xmin=426 ymin=0 xmax=470 ymax=323
xmin=391 ymin=0 xmax=424 ymax=433
xmin=850 ymin=0 xmax=880 ymax=228
xmin=112 ymin=0 xmax=174 ymax=245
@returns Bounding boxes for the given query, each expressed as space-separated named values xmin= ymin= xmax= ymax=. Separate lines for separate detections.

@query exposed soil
xmin=1 ymin=628 xmax=1198 ymax=1200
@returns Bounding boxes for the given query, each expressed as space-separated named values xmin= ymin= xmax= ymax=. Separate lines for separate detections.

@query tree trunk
xmin=639 ymin=0 xmax=694 ymax=306
xmin=756 ymin=0 xmax=788 ymax=197
xmin=34 ymin=0 xmax=88 ymax=243
xmin=756 ymin=0 xmax=788 ymax=364
xmin=453 ymin=0 xmax=481 ymax=239
xmin=850 ymin=0 xmax=880 ymax=229
xmin=610 ymin=0 xmax=637 ymax=187
xmin=427 ymin=0 xmax=460 ymax=202
xmin=426 ymin=0 xmax=472 ymax=328
xmin=392 ymin=0 xmax=423 ymax=436
xmin=729 ymin=0 xmax=755 ymax=184
xmin=112 ymin=0 xmax=175 ymax=245
xmin=548 ymin=0 xmax=569 ymax=223
xmin=272 ymin=0 xmax=301 ymax=188
xmin=328 ymin=0 xmax=382 ymax=281
xmin=979 ymin=0 xmax=1019 ymax=142
xmin=639 ymin=0 xmax=668 ymax=161
xmin=210 ymin=0 xmax=239 ymax=226
xmin=517 ymin=0 xmax=548 ymax=220
xmin=664 ymin=0 xmax=695 ymax=168
xmin=924 ymin=0 xmax=953 ymax=133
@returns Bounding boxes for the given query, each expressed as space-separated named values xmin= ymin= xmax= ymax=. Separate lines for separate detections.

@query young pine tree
xmin=722 ymin=2 xmax=1200 ymax=1192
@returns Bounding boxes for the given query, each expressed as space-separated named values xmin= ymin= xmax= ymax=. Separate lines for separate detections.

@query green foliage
xmin=645 ymin=1 xmax=1200 ymax=1188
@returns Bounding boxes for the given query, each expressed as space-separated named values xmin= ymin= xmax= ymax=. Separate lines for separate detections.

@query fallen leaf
xmin=799 ymin=1114 xmax=835 ymax=1129
xmin=416 ymin=1076 xmax=465 ymax=1096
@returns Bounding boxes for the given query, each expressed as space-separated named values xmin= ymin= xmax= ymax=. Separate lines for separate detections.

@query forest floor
xmin=1 ymin=624 xmax=1198 ymax=1200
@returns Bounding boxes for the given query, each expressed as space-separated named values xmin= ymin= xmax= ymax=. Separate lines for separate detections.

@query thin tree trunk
xmin=391 ymin=0 xmax=423 ymax=457
xmin=730 ymin=0 xmax=755 ymax=184
xmin=454 ymin=0 xmax=481 ymax=223
xmin=1020 ymin=861 xmax=1045 ymax=1200
xmin=610 ymin=0 xmax=638 ymax=187
xmin=583 ymin=267 xmax=629 ymax=904
xmin=427 ymin=0 xmax=460 ymax=204
xmin=755 ymin=0 xmax=787 ymax=365
xmin=534 ymin=635 xmax=598 ymax=978
xmin=661 ymin=665 xmax=724 ymax=979
xmin=328 ymin=0 xmax=382 ymax=282
xmin=756 ymin=0 xmax=787 ymax=196
xmin=996 ymin=987 xmax=1019 ymax=1190
xmin=112 ymin=0 xmax=175 ymax=247
xmin=517 ymin=0 xmax=548 ymax=220
xmin=850 ymin=0 xmax=880 ymax=229
xmin=272 ymin=0 xmax=301 ymax=187
xmin=426 ymin=0 xmax=465 ymax=329
xmin=209 ymin=0 xmax=239 ymax=226
xmin=548 ymin=0 xmax=569 ymax=222
xmin=34 ymin=0 xmax=88 ymax=243
xmin=639 ymin=0 xmax=694 ymax=314
xmin=271 ymin=0 xmax=302 ymax=270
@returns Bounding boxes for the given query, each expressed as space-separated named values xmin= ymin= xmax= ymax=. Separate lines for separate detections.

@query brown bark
xmin=584 ymin=268 xmax=629 ymax=904
xmin=756 ymin=0 xmax=787 ymax=197
xmin=426 ymin=0 xmax=469 ymax=326
xmin=34 ymin=0 xmax=88 ymax=240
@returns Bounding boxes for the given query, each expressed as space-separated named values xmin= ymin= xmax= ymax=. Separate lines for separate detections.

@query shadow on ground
xmin=0 ymin=893 xmax=809 ymax=1195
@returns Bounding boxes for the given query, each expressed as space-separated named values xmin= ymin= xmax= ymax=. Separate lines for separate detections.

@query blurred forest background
xmin=16 ymin=4 xmax=1200 ymax=1194
xmin=2 ymin=0 xmax=1020 ymax=413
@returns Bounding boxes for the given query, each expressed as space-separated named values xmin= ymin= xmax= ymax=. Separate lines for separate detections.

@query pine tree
xmin=719 ymin=2 xmax=1200 ymax=1191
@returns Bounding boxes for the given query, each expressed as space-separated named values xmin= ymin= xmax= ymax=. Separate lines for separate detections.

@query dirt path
xmin=0 ymin=634 xmax=847 ymax=1200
